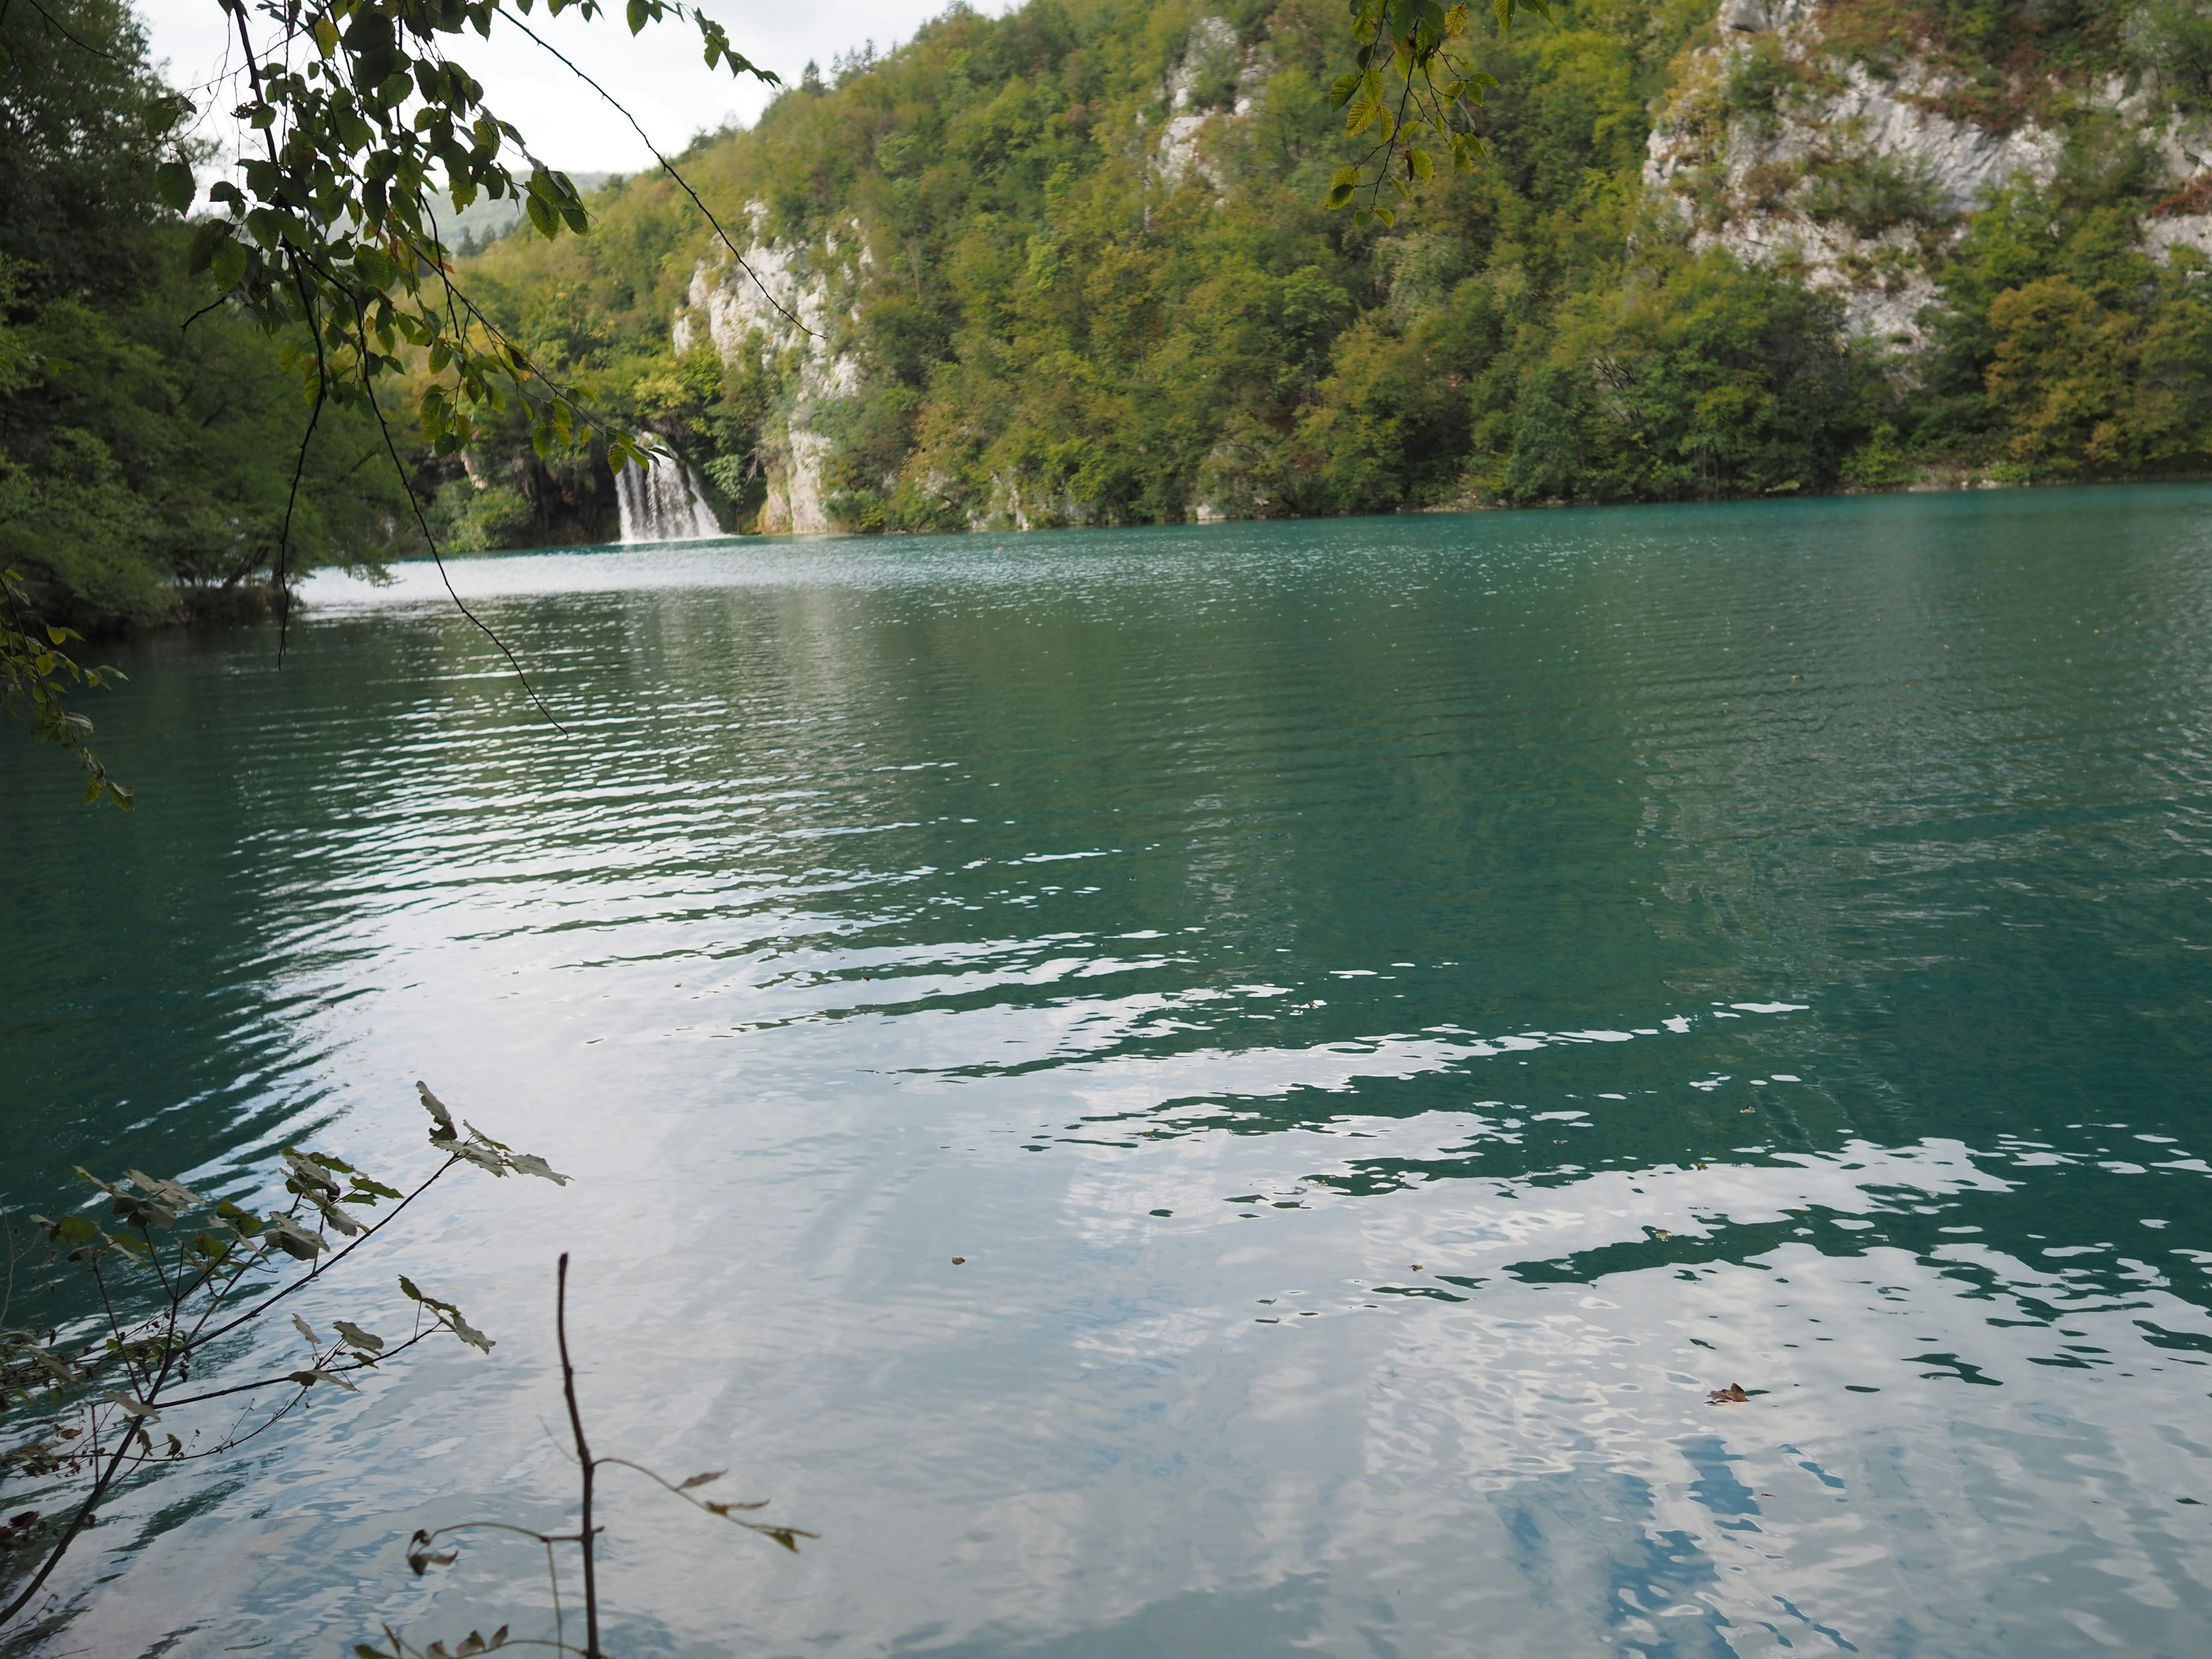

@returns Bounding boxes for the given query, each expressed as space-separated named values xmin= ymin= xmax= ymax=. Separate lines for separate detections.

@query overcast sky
xmin=136 ymin=0 xmax=1006 ymax=174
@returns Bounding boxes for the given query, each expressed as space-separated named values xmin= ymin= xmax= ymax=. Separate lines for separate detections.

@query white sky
xmin=137 ymin=0 xmax=1007 ymax=174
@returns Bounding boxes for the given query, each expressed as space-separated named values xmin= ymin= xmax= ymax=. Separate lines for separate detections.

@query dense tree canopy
xmin=0 ymin=0 xmax=408 ymax=631
xmin=426 ymin=0 xmax=2212 ymax=540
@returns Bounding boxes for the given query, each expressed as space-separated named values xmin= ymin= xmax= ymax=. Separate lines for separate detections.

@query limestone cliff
xmin=671 ymin=209 xmax=868 ymax=533
xmin=1645 ymin=0 xmax=2209 ymax=346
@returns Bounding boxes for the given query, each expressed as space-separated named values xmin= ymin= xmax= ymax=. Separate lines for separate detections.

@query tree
xmin=2 ymin=0 xmax=418 ymax=802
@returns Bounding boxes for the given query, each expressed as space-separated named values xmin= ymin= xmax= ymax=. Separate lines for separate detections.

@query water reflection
xmin=3 ymin=490 xmax=2210 ymax=1655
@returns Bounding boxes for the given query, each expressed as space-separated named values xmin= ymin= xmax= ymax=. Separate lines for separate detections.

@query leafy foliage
xmin=1916 ymin=189 xmax=2212 ymax=474
xmin=0 ymin=567 xmax=131 ymax=808
xmin=0 ymin=0 xmax=410 ymax=641
xmin=0 ymin=1083 xmax=567 ymax=1630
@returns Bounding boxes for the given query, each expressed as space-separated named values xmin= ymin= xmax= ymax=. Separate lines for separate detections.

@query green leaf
xmin=418 ymin=1081 xmax=456 ymax=1136
xmin=525 ymin=192 xmax=556 ymax=239
xmin=124 ymin=1170 xmax=205 ymax=1209
xmin=354 ymin=247 xmax=396 ymax=288
xmin=270 ymin=1215 xmax=326 ymax=1260
xmin=154 ymin=160 xmax=195 ymax=212
xmin=210 ymin=238 xmax=247 ymax=289
xmin=334 ymin=1320 xmax=385 ymax=1353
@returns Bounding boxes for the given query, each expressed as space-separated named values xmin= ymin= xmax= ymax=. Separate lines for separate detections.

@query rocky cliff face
xmin=1644 ymin=0 xmax=2210 ymax=345
xmin=671 ymin=209 xmax=868 ymax=533
xmin=678 ymin=18 xmax=1287 ymax=535
xmin=659 ymin=0 xmax=2212 ymax=534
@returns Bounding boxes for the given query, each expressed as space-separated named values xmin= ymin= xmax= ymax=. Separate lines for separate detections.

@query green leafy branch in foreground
xmin=0 ymin=1082 xmax=569 ymax=1631
xmin=185 ymin=0 xmax=785 ymax=474
xmin=0 ymin=567 xmax=130 ymax=809
xmin=1326 ymin=0 xmax=1548 ymax=226
xmin=357 ymin=1253 xmax=813 ymax=1659
xmin=119 ymin=0 xmax=810 ymax=721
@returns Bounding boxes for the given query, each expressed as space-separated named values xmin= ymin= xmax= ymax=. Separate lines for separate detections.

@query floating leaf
xmin=1707 ymin=1383 xmax=1749 ymax=1404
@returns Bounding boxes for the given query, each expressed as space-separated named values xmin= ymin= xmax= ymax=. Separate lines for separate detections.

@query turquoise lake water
xmin=3 ymin=487 xmax=2210 ymax=1656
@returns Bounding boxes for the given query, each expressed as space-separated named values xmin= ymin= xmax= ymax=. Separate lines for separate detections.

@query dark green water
xmin=4 ymin=488 xmax=2211 ymax=1657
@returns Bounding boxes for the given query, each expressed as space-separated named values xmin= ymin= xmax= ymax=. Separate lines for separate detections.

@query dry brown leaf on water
xmin=1707 ymin=1384 xmax=1750 ymax=1404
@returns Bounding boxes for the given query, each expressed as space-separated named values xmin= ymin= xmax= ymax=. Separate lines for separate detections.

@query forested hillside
xmin=444 ymin=0 xmax=2212 ymax=542
xmin=12 ymin=0 xmax=2212 ymax=627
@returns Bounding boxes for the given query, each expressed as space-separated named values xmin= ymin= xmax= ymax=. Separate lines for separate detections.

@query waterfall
xmin=614 ymin=452 xmax=724 ymax=543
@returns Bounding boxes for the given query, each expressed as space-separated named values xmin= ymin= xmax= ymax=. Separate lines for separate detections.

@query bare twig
xmin=555 ymin=1252 xmax=600 ymax=1658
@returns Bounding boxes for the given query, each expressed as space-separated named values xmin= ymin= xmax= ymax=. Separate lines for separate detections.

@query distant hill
xmin=430 ymin=0 xmax=2212 ymax=547
xmin=442 ymin=172 xmax=613 ymax=253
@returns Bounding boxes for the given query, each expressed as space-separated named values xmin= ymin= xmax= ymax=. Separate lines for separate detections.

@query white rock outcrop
xmin=671 ymin=206 xmax=867 ymax=533
xmin=1645 ymin=1 xmax=2072 ymax=344
xmin=1152 ymin=17 xmax=1268 ymax=191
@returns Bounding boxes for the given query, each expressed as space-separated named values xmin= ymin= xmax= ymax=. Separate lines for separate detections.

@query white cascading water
xmin=614 ymin=453 xmax=723 ymax=543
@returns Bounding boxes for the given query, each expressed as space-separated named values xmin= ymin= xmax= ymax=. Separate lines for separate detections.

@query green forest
xmin=10 ymin=0 xmax=2212 ymax=630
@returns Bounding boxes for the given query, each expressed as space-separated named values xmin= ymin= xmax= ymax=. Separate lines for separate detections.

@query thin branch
xmin=191 ymin=1153 xmax=459 ymax=1350
xmin=501 ymin=9 xmax=813 ymax=338
xmin=415 ymin=1519 xmax=592 ymax=1549
xmin=355 ymin=343 xmax=571 ymax=736
xmin=0 ymin=1407 xmax=138 ymax=1624
xmin=155 ymin=1320 xmax=442 ymax=1411
xmin=555 ymin=1253 xmax=600 ymax=1659
xmin=597 ymin=1456 xmax=820 ymax=1547
xmin=273 ymin=263 xmax=331 ymax=664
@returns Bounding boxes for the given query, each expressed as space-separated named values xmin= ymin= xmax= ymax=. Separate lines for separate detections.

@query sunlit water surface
xmin=5 ymin=490 xmax=2212 ymax=1657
